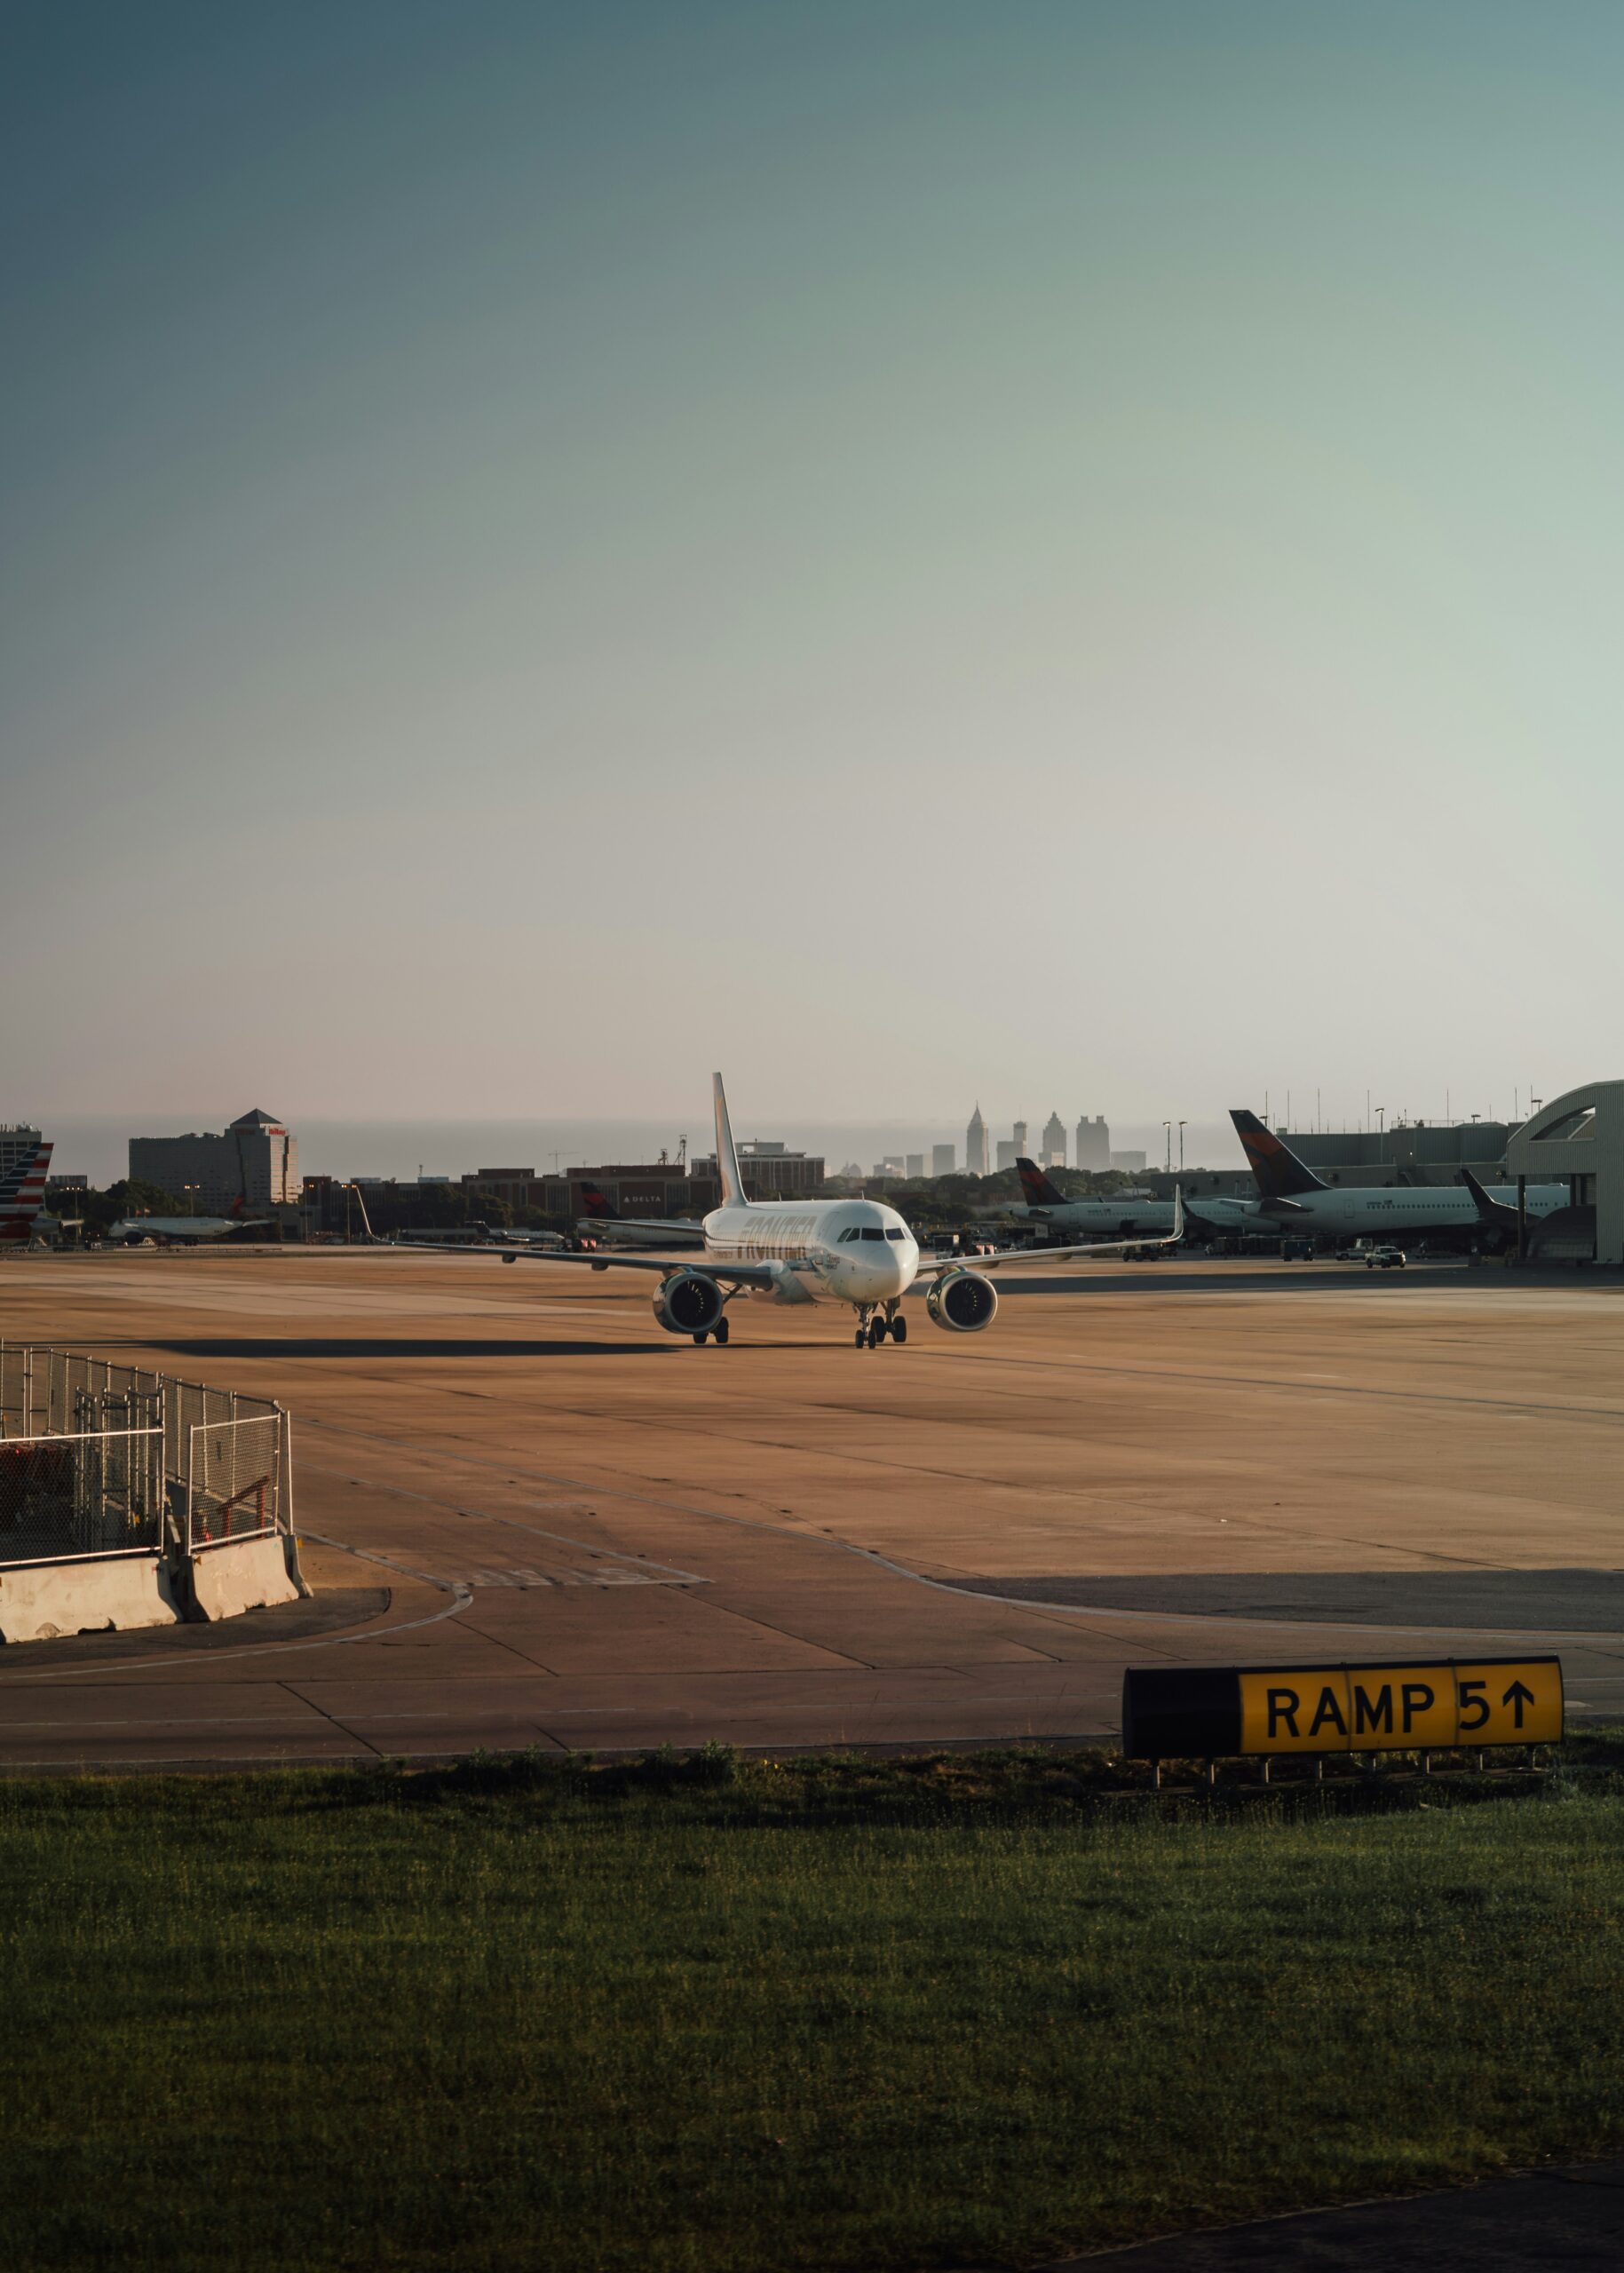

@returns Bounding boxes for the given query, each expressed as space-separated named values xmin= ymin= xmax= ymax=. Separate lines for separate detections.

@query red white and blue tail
xmin=0 ymin=1140 xmax=52 ymax=1243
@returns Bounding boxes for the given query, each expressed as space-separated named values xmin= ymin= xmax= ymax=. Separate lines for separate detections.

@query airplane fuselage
xmin=701 ymin=1199 xmax=917 ymax=1305
xmin=1189 ymin=1184 xmax=1569 ymax=1242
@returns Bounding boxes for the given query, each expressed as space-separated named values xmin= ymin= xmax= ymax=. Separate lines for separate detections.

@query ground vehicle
xmin=1366 ymin=1244 xmax=1406 ymax=1270
xmin=1280 ymin=1238 xmax=1314 ymax=1261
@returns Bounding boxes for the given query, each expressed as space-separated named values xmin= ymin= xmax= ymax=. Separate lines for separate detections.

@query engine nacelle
xmin=925 ymin=1269 xmax=998 ymax=1334
xmin=652 ymin=1269 xmax=726 ymax=1337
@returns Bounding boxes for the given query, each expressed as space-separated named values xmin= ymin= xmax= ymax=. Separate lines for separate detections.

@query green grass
xmin=4 ymin=1747 xmax=1624 ymax=2272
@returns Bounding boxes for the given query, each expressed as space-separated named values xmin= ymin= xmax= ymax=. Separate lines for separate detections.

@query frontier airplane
xmin=410 ymin=1075 xmax=1182 ymax=1348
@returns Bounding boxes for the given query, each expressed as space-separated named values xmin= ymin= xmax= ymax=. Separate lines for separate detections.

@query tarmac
xmin=3 ymin=1247 xmax=1624 ymax=1769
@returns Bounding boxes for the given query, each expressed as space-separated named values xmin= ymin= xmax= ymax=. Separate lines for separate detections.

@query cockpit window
xmin=837 ymin=1228 xmax=859 ymax=1242
xmin=885 ymin=1228 xmax=907 ymax=1240
xmin=860 ymin=1227 xmax=885 ymax=1241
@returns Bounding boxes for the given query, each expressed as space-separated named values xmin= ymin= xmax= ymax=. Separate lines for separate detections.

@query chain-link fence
xmin=187 ymin=1416 xmax=282 ymax=1551
xmin=0 ymin=1428 xmax=166 ymax=1563
xmin=0 ymin=1342 xmax=291 ymax=1567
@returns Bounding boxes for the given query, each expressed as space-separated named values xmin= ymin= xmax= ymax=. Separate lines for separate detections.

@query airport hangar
xmin=7 ymin=1215 xmax=1624 ymax=1768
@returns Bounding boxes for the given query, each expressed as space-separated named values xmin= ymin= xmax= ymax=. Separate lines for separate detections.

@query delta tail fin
xmin=1016 ymin=1156 xmax=1066 ymax=1208
xmin=712 ymin=1073 xmax=748 ymax=1209
xmin=1230 ymin=1110 xmax=1327 ymax=1200
xmin=0 ymin=1139 xmax=52 ymax=1243
xmin=578 ymin=1181 xmax=621 ymax=1222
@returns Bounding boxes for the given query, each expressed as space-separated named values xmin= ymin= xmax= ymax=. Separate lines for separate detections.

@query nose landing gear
xmin=855 ymin=1304 xmax=907 ymax=1348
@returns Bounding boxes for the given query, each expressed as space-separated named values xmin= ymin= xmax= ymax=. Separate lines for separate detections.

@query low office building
xmin=131 ymin=1109 xmax=299 ymax=1214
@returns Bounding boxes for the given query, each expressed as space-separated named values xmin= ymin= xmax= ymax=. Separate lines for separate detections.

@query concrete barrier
xmin=0 ymin=1555 xmax=185 ymax=1645
xmin=187 ymin=1532 xmax=305 ymax=1621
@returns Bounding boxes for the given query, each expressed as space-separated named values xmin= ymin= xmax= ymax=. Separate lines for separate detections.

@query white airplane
xmin=1185 ymin=1110 xmax=1568 ymax=1250
xmin=1009 ymin=1158 xmax=1177 ymax=1239
xmin=398 ymin=1074 xmax=1183 ymax=1348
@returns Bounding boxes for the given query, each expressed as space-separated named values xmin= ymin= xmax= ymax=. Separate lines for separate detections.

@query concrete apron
xmin=0 ymin=1533 xmax=305 ymax=1644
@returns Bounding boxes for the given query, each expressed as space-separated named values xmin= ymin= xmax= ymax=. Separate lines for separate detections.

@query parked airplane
xmin=1184 ymin=1111 xmax=1567 ymax=1250
xmin=1010 ymin=1158 xmax=1177 ymax=1239
xmin=109 ymin=1214 xmax=272 ymax=1243
xmin=576 ymin=1180 xmax=705 ymax=1250
xmin=0 ymin=1140 xmax=52 ymax=1245
xmin=399 ymin=1075 xmax=1182 ymax=1347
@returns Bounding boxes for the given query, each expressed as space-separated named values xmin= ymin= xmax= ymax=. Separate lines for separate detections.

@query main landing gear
xmin=855 ymin=1305 xmax=907 ymax=1349
xmin=693 ymin=1315 xmax=732 ymax=1347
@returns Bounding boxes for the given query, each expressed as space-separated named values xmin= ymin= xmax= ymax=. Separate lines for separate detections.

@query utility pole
xmin=1177 ymin=1120 xmax=1186 ymax=1172
xmin=1162 ymin=1121 xmax=1171 ymax=1173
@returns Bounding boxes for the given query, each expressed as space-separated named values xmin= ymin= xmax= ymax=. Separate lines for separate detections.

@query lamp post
xmin=1177 ymin=1120 xmax=1186 ymax=1173
xmin=1375 ymin=1107 xmax=1386 ymax=1162
xmin=1162 ymin=1121 xmax=1171 ymax=1173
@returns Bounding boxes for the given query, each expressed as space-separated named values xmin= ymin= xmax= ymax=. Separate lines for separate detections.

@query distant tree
xmin=79 ymin=1179 xmax=185 ymax=1234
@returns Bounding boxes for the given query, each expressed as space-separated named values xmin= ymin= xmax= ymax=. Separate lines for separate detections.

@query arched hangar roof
xmin=1505 ymin=1081 xmax=1624 ymax=1176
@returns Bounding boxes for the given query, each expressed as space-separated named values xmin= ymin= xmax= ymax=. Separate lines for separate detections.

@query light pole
xmin=1177 ymin=1120 xmax=1186 ymax=1173
xmin=1375 ymin=1106 xmax=1386 ymax=1161
xmin=1162 ymin=1121 xmax=1171 ymax=1173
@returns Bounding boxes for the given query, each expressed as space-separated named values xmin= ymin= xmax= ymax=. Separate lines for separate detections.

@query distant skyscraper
xmin=1042 ymin=1111 xmax=1066 ymax=1167
xmin=965 ymin=1105 xmax=988 ymax=1176
xmin=905 ymin=1153 xmax=924 ymax=1179
xmin=1075 ymin=1115 xmax=1111 ymax=1171
xmin=931 ymin=1143 xmax=955 ymax=1177
xmin=1012 ymin=1120 xmax=1028 ymax=1157
xmin=995 ymin=1139 xmax=1018 ymax=1172
xmin=1109 ymin=1150 xmax=1147 ymax=1174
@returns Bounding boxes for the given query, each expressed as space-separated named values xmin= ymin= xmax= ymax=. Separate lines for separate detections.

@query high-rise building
xmin=931 ymin=1144 xmax=955 ymax=1177
xmin=1012 ymin=1120 xmax=1028 ymax=1156
xmin=965 ymin=1105 xmax=988 ymax=1176
xmin=1075 ymin=1115 xmax=1111 ymax=1171
xmin=130 ymin=1109 xmax=299 ymax=1215
xmin=1110 ymin=1150 xmax=1147 ymax=1174
xmin=1042 ymin=1111 xmax=1066 ymax=1167
xmin=905 ymin=1153 xmax=924 ymax=1179
xmin=995 ymin=1140 xmax=1018 ymax=1172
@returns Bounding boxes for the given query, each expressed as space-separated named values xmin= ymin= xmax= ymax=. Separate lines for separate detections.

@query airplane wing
xmin=382 ymin=1239 xmax=787 ymax=1290
xmin=915 ymin=1192 xmax=1184 ymax=1273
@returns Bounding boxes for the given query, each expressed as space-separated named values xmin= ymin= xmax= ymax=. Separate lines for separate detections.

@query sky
xmin=5 ymin=2 xmax=1623 ymax=1152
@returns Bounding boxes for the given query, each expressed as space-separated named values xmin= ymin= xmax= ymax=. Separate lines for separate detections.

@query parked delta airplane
xmin=402 ymin=1075 xmax=1182 ymax=1347
xmin=0 ymin=1139 xmax=52 ymax=1244
xmin=576 ymin=1180 xmax=705 ymax=1251
xmin=1010 ymin=1158 xmax=1177 ymax=1239
xmin=1184 ymin=1111 xmax=1568 ymax=1250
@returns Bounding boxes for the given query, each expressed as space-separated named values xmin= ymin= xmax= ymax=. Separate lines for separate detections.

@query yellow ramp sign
xmin=1237 ymin=1659 xmax=1562 ymax=1756
xmin=1121 ymin=1656 xmax=1563 ymax=1761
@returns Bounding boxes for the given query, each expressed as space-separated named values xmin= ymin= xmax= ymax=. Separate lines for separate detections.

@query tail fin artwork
xmin=712 ymin=1073 xmax=748 ymax=1210
xmin=1016 ymin=1156 xmax=1066 ymax=1208
xmin=1229 ymin=1110 xmax=1327 ymax=1201
xmin=578 ymin=1181 xmax=621 ymax=1222
xmin=0 ymin=1140 xmax=52 ymax=1244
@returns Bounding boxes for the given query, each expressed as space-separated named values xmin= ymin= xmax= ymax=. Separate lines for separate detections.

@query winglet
xmin=713 ymin=1073 xmax=748 ymax=1210
xmin=1016 ymin=1156 xmax=1065 ymax=1208
xmin=1460 ymin=1166 xmax=1518 ymax=1228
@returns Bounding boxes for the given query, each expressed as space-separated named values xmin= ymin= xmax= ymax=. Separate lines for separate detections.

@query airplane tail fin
xmin=1016 ymin=1156 xmax=1065 ymax=1207
xmin=0 ymin=1140 xmax=52 ymax=1243
xmin=1230 ymin=1110 xmax=1327 ymax=1200
xmin=712 ymin=1073 xmax=748 ymax=1209
xmin=578 ymin=1180 xmax=620 ymax=1222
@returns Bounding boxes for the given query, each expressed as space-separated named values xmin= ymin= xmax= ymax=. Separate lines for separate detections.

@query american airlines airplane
xmin=0 ymin=1139 xmax=53 ymax=1245
xmin=406 ymin=1075 xmax=1182 ymax=1348
xmin=1185 ymin=1111 xmax=1567 ymax=1250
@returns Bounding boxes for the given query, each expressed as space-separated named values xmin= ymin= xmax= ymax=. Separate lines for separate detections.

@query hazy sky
xmin=5 ymin=3 xmax=1622 ymax=1138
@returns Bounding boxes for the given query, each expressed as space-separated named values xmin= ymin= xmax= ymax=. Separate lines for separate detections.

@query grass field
xmin=4 ymin=1748 xmax=1624 ymax=2273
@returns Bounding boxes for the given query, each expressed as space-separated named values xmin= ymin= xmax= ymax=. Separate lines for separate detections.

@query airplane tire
xmin=693 ymin=1331 xmax=709 ymax=1344
xmin=854 ymin=1327 xmax=867 ymax=1348
xmin=714 ymin=1316 xmax=730 ymax=1345
xmin=891 ymin=1316 xmax=907 ymax=1343
xmin=867 ymin=1319 xmax=886 ymax=1348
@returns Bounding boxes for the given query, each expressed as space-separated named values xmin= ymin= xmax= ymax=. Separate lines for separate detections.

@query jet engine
xmin=925 ymin=1269 xmax=998 ymax=1333
xmin=652 ymin=1270 xmax=726 ymax=1337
